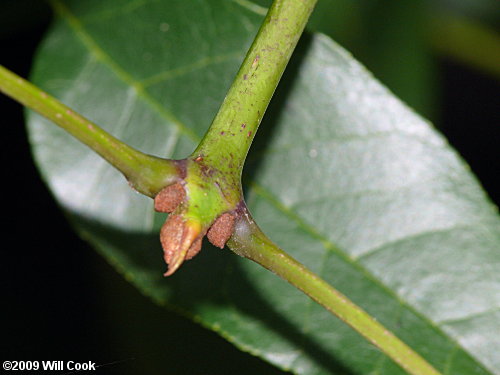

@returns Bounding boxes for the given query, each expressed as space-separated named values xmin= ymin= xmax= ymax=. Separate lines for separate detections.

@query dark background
xmin=1 ymin=1 xmax=498 ymax=374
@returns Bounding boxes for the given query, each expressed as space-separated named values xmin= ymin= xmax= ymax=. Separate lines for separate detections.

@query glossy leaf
xmin=27 ymin=1 xmax=500 ymax=374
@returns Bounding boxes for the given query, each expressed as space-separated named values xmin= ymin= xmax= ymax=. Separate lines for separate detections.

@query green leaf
xmin=27 ymin=1 xmax=500 ymax=374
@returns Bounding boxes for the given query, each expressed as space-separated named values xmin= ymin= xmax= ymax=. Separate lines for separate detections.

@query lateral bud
xmin=160 ymin=215 xmax=202 ymax=276
xmin=154 ymin=182 xmax=185 ymax=213
xmin=207 ymin=212 xmax=236 ymax=249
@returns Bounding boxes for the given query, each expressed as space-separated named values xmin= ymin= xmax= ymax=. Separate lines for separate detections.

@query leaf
xmin=27 ymin=0 xmax=500 ymax=374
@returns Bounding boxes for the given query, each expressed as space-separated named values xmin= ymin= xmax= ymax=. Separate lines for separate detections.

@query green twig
xmin=0 ymin=0 xmax=445 ymax=373
xmin=229 ymin=207 xmax=441 ymax=375
xmin=0 ymin=65 xmax=178 ymax=197
xmin=194 ymin=0 xmax=316 ymax=176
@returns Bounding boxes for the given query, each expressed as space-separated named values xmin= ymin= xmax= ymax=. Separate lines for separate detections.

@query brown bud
xmin=154 ymin=183 xmax=185 ymax=213
xmin=160 ymin=214 xmax=185 ymax=265
xmin=160 ymin=214 xmax=202 ymax=276
xmin=186 ymin=236 xmax=203 ymax=260
xmin=207 ymin=213 xmax=235 ymax=249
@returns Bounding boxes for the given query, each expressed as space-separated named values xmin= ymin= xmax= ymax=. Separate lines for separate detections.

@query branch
xmin=197 ymin=0 xmax=444 ymax=373
xmin=229 ymin=205 xmax=441 ymax=375
xmin=194 ymin=0 xmax=316 ymax=174
xmin=0 ymin=65 xmax=179 ymax=197
xmin=0 ymin=1 xmax=444 ymax=373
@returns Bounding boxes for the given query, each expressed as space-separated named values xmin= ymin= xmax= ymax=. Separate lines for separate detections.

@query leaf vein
xmin=51 ymin=0 xmax=199 ymax=143
xmin=439 ymin=306 xmax=500 ymax=326
xmin=231 ymin=0 xmax=268 ymax=16
xmin=355 ymin=224 xmax=476 ymax=261
xmin=140 ymin=51 xmax=243 ymax=88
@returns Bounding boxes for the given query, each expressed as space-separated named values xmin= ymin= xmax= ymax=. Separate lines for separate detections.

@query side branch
xmin=228 ymin=204 xmax=442 ymax=375
xmin=0 ymin=65 xmax=178 ymax=197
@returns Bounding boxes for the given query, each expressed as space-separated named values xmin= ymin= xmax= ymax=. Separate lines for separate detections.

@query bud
xmin=154 ymin=182 xmax=185 ymax=213
xmin=207 ymin=212 xmax=236 ymax=248
xmin=160 ymin=214 xmax=202 ymax=276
